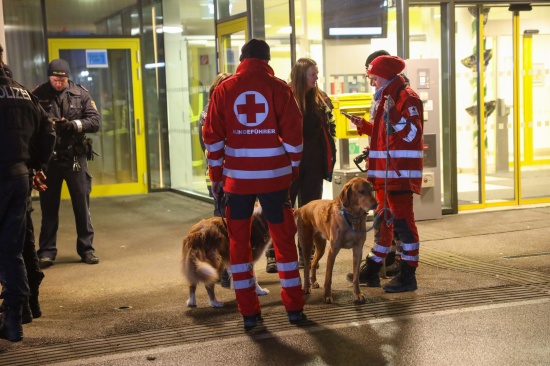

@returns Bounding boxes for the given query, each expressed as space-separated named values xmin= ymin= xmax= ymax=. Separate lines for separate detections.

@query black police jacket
xmin=32 ymin=80 xmax=100 ymax=157
xmin=0 ymin=68 xmax=56 ymax=179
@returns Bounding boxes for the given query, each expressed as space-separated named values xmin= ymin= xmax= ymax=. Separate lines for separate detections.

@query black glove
xmin=61 ymin=120 xmax=77 ymax=131
xmin=211 ymin=181 xmax=224 ymax=201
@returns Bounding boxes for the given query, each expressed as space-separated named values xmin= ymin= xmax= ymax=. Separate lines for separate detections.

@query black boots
xmin=265 ymin=246 xmax=277 ymax=273
xmin=0 ymin=301 xmax=24 ymax=342
xmin=383 ymin=261 xmax=417 ymax=293
xmin=384 ymin=257 xmax=402 ymax=277
xmin=220 ymin=269 xmax=231 ymax=288
xmin=346 ymin=257 xmax=382 ymax=287
xmin=21 ymin=301 xmax=33 ymax=324
xmin=243 ymin=313 xmax=263 ymax=330
xmin=1 ymin=292 xmax=41 ymax=326
xmin=29 ymin=287 xmax=42 ymax=319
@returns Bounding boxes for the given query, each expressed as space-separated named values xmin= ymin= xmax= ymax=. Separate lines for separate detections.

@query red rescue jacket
xmin=357 ymin=75 xmax=424 ymax=194
xmin=203 ymin=59 xmax=303 ymax=194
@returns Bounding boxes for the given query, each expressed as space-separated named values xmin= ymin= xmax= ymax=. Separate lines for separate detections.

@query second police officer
xmin=32 ymin=59 xmax=101 ymax=268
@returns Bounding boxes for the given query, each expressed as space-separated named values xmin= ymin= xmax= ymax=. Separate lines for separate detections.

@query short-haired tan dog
xmin=295 ymin=177 xmax=376 ymax=304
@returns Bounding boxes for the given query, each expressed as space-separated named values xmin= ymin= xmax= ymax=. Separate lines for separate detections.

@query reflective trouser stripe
xmin=233 ymin=277 xmax=255 ymax=290
xmin=280 ymin=276 xmax=301 ymax=288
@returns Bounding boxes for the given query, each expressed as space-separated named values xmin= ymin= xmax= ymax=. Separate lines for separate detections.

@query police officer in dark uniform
xmin=33 ymin=59 xmax=101 ymax=268
xmin=0 ymin=44 xmax=56 ymax=342
xmin=0 ymin=64 xmax=48 ymax=326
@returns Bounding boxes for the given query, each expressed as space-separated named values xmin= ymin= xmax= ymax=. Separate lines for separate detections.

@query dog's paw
xmin=256 ymin=287 xmax=270 ymax=296
xmin=303 ymin=286 xmax=311 ymax=295
xmin=311 ymin=281 xmax=320 ymax=289
xmin=208 ymin=299 xmax=225 ymax=308
xmin=354 ymin=295 xmax=366 ymax=305
xmin=186 ymin=299 xmax=197 ymax=308
xmin=323 ymin=296 xmax=334 ymax=304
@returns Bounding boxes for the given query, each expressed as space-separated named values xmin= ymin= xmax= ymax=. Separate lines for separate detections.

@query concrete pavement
xmin=0 ymin=192 xmax=548 ymax=365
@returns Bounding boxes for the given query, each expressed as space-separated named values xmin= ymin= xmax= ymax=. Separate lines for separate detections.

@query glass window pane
xmin=217 ymin=0 xmax=246 ymax=20
xmin=265 ymin=0 xmax=292 ymax=81
xmin=3 ymin=0 xmax=46 ymax=88
xmin=59 ymin=49 xmax=137 ymax=185
xmin=456 ymin=6 xmax=481 ymax=205
xmin=45 ymin=0 xmax=138 ymax=36
xmin=484 ymin=7 xmax=515 ymax=203
xmin=142 ymin=1 xmax=170 ymax=189
xmin=520 ymin=7 xmax=550 ymax=200
xmin=163 ymin=0 xmax=216 ymax=195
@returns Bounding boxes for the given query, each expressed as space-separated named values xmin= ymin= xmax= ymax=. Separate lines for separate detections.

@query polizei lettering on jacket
xmin=233 ymin=128 xmax=276 ymax=135
xmin=0 ymin=85 xmax=32 ymax=100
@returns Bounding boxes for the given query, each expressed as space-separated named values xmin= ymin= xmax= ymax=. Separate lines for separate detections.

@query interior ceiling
xmin=43 ymin=0 xmax=281 ymax=38
xmin=45 ymin=0 xmax=138 ymax=33
xmin=42 ymin=1 xmax=549 ymax=35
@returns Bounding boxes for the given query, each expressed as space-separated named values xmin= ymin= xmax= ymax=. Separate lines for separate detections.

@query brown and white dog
xmin=181 ymin=205 xmax=271 ymax=308
xmin=295 ymin=177 xmax=377 ymax=304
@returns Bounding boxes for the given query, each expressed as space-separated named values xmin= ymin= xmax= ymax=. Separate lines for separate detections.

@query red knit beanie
xmin=367 ymin=55 xmax=405 ymax=80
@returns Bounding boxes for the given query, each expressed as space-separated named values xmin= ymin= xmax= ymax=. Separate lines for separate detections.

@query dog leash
xmin=216 ymin=189 xmax=228 ymax=230
xmin=340 ymin=208 xmax=375 ymax=234
xmin=378 ymin=95 xmax=396 ymax=228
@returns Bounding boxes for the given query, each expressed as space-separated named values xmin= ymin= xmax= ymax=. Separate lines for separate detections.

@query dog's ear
xmin=339 ymin=181 xmax=352 ymax=208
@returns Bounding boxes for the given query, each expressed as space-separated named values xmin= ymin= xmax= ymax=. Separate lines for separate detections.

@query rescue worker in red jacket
xmin=202 ymin=39 xmax=306 ymax=329
xmin=344 ymin=55 xmax=424 ymax=293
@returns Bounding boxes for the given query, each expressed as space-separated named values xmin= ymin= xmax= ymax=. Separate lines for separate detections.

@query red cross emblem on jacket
xmin=234 ymin=91 xmax=269 ymax=126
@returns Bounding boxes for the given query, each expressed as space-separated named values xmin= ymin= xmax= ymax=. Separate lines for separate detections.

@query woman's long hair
xmin=208 ymin=72 xmax=232 ymax=100
xmin=289 ymin=58 xmax=327 ymax=115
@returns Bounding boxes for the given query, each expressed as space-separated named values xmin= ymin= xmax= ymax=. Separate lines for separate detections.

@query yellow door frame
xmin=216 ymin=17 xmax=248 ymax=73
xmin=48 ymin=38 xmax=147 ymax=196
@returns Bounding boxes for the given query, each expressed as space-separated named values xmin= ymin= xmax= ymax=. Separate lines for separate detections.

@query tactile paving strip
xmin=1 ymin=284 xmax=548 ymax=366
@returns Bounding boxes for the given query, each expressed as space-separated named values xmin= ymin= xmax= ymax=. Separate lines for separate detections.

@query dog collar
xmin=340 ymin=208 xmax=373 ymax=234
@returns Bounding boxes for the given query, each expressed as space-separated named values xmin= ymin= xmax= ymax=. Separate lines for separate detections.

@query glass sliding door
xmin=217 ymin=17 xmax=248 ymax=74
xmin=49 ymin=38 xmax=147 ymax=197
xmin=456 ymin=4 xmax=550 ymax=209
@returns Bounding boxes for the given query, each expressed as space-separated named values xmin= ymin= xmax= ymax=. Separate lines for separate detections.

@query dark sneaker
xmin=287 ymin=310 xmax=307 ymax=325
xmin=243 ymin=313 xmax=263 ymax=330
xmin=265 ymin=256 xmax=277 ymax=273
xmin=346 ymin=258 xmax=382 ymax=287
xmin=220 ymin=270 xmax=231 ymax=288
xmin=81 ymin=252 xmax=99 ymax=265
xmin=38 ymin=257 xmax=55 ymax=269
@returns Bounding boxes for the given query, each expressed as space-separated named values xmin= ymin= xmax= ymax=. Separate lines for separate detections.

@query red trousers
xmin=371 ymin=190 xmax=420 ymax=267
xmin=226 ymin=190 xmax=304 ymax=317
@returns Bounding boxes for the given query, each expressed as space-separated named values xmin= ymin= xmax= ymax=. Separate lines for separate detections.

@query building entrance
xmin=49 ymin=38 xmax=147 ymax=197
xmin=455 ymin=4 xmax=550 ymax=209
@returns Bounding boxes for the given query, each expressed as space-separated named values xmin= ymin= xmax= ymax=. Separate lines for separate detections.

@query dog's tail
xmin=181 ymin=232 xmax=219 ymax=285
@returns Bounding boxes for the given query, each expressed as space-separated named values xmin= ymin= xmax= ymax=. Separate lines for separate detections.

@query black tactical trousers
xmin=38 ymin=155 xmax=95 ymax=260
xmin=0 ymin=176 xmax=30 ymax=304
